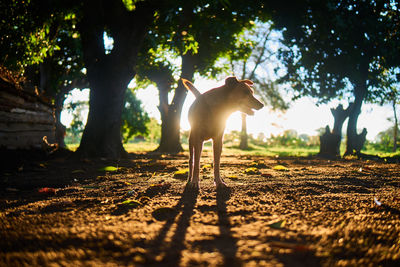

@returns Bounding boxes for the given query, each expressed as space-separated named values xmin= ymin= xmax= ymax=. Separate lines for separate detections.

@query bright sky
xmin=61 ymin=78 xmax=394 ymax=141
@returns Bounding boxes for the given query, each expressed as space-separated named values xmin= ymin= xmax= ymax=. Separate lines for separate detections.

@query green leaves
xmin=121 ymin=88 xmax=150 ymax=143
xmin=273 ymin=165 xmax=289 ymax=171
xmin=98 ymin=166 xmax=119 ymax=172
xmin=268 ymin=219 xmax=286 ymax=229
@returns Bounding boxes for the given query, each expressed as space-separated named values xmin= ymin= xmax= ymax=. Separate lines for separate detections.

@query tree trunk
xmin=345 ymin=72 xmax=368 ymax=155
xmin=77 ymin=69 xmax=129 ymax=158
xmin=239 ymin=113 xmax=248 ymax=149
xmin=155 ymin=54 xmax=196 ymax=153
xmin=54 ymin=90 xmax=67 ymax=148
xmin=319 ymin=126 xmax=341 ymax=157
xmin=393 ymin=98 xmax=398 ymax=152
xmin=319 ymin=104 xmax=352 ymax=157
xmin=75 ymin=0 xmax=155 ymax=158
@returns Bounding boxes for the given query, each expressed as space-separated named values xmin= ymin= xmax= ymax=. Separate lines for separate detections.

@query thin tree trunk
xmin=156 ymin=54 xmax=195 ymax=153
xmin=237 ymin=31 xmax=270 ymax=151
xmin=345 ymin=75 xmax=368 ymax=155
xmin=54 ymin=90 xmax=67 ymax=148
xmin=393 ymin=98 xmax=398 ymax=152
xmin=239 ymin=113 xmax=248 ymax=149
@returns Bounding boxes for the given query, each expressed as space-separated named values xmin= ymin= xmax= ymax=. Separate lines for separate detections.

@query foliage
xmin=64 ymin=99 xmax=88 ymax=144
xmin=368 ymin=67 xmax=400 ymax=105
xmin=121 ymin=89 xmax=150 ymax=143
xmin=145 ymin=118 xmax=161 ymax=143
xmin=367 ymin=126 xmax=400 ymax=151
xmin=265 ymin=130 xmax=319 ymax=148
xmin=271 ymin=0 xmax=400 ymax=103
xmin=226 ymin=21 xmax=288 ymax=111
xmin=223 ymin=129 xmax=320 ymax=149
xmin=0 ymin=0 xmax=53 ymax=69
xmin=149 ymin=1 xmax=264 ymax=77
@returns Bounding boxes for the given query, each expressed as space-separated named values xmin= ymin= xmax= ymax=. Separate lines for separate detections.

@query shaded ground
xmin=1 ymin=151 xmax=400 ymax=266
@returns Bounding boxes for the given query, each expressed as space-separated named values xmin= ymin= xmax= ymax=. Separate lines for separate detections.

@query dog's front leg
xmin=187 ymin=134 xmax=194 ymax=183
xmin=213 ymin=135 xmax=227 ymax=188
xmin=187 ymin=137 xmax=203 ymax=189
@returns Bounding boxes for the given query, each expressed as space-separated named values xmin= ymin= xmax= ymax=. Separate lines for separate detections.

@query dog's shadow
xmin=216 ymin=186 xmax=241 ymax=266
xmin=149 ymin=185 xmax=199 ymax=265
xmin=148 ymin=186 xmax=241 ymax=266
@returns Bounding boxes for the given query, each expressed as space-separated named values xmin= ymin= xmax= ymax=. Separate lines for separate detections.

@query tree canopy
xmin=271 ymin=0 xmax=400 ymax=102
xmin=269 ymin=0 xmax=400 ymax=154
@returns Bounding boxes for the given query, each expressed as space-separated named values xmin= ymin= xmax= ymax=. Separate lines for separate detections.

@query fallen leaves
xmin=261 ymin=173 xmax=273 ymax=178
xmin=121 ymin=199 xmax=141 ymax=207
xmin=174 ymin=169 xmax=189 ymax=180
xmin=273 ymin=165 xmax=289 ymax=171
xmin=202 ymin=164 xmax=212 ymax=170
xmin=250 ymin=161 xmax=267 ymax=168
xmin=98 ymin=166 xmax=119 ymax=172
xmin=151 ymin=207 xmax=176 ymax=221
xmin=268 ymin=219 xmax=286 ymax=229
xmin=38 ymin=187 xmax=57 ymax=195
xmin=244 ymin=167 xmax=260 ymax=175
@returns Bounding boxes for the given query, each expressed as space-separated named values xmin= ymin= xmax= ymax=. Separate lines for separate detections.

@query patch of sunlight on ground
xmin=65 ymin=142 xmax=158 ymax=153
xmin=65 ymin=141 xmax=399 ymax=158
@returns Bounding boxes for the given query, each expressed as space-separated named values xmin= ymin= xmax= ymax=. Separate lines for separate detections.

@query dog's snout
xmin=252 ymin=98 xmax=264 ymax=110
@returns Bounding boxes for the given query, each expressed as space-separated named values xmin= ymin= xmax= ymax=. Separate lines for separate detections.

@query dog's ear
xmin=242 ymin=79 xmax=254 ymax=86
xmin=225 ymin=76 xmax=239 ymax=87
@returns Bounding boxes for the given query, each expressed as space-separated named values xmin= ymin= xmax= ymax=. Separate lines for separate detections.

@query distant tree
xmin=269 ymin=0 xmax=400 ymax=156
xmin=121 ymin=88 xmax=150 ymax=143
xmin=227 ymin=22 xmax=288 ymax=149
xmin=145 ymin=118 xmax=161 ymax=143
xmin=374 ymin=125 xmax=400 ymax=151
xmin=64 ymin=100 xmax=88 ymax=144
xmin=368 ymin=68 xmax=400 ymax=152
xmin=319 ymin=103 xmax=352 ymax=157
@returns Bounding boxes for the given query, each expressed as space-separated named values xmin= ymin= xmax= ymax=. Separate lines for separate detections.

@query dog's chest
xmin=189 ymin=100 xmax=226 ymax=140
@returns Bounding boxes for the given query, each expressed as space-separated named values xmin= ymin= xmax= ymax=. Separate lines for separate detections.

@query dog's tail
xmin=181 ymin=78 xmax=201 ymax=98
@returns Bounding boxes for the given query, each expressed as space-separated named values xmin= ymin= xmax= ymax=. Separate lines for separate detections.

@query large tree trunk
xmin=75 ymin=0 xmax=155 ymax=158
xmin=155 ymin=54 xmax=196 ymax=153
xmin=239 ymin=113 xmax=248 ymax=150
xmin=77 ymin=69 xmax=129 ymax=158
xmin=319 ymin=104 xmax=352 ymax=157
xmin=345 ymin=70 xmax=368 ymax=156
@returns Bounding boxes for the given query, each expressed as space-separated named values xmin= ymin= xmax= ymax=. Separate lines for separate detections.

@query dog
xmin=181 ymin=76 xmax=264 ymax=189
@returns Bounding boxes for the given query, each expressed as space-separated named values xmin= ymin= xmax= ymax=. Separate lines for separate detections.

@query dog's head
xmin=225 ymin=76 xmax=264 ymax=115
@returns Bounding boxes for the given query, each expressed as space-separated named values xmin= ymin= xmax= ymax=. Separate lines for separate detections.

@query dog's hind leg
xmin=213 ymin=135 xmax=228 ymax=189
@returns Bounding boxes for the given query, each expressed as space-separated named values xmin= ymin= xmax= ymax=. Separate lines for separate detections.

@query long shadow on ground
xmin=216 ymin=187 xmax=241 ymax=266
xmin=148 ymin=186 xmax=199 ymax=265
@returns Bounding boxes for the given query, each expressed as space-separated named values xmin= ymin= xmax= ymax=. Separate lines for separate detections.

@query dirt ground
xmin=1 ymin=151 xmax=400 ymax=266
